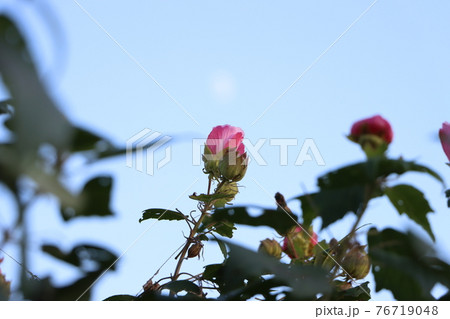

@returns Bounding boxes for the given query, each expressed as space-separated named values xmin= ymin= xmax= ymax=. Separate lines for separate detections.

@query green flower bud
xmin=213 ymin=182 xmax=239 ymax=208
xmin=219 ymin=151 xmax=248 ymax=182
xmin=203 ymin=145 xmax=220 ymax=178
xmin=258 ymin=239 xmax=282 ymax=259
xmin=341 ymin=246 xmax=371 ymax=280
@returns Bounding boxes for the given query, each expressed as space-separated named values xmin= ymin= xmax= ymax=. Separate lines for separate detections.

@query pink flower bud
xmin=349 ymin=115 xmax=393 ymax=157
xmin=350 ymin=115 xmax=393 ymax=144
xmin=439 ymin=122 xmax=450 ymax=163
xmin=205 ymin=124 xmax=245 ymax=156
xmin=282 ymin=226 xmax=318 ymax=260
xmin=203 ymin=125 xmax=247 ymax=182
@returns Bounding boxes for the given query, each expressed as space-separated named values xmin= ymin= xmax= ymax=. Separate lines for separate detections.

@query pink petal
xmin=439 ymin=122 xmax=450 ymax=162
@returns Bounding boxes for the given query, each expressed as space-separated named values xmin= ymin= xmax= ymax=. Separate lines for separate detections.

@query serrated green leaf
xmin=160 ymin=280 xmax=201 ymax=295
xmin=210 ymin=219 xmax=235 ymax=238
xmin=384 ymin=184 xmax=435 ymax=241
xmin=139 ymin=208 xmax=186 ymax=223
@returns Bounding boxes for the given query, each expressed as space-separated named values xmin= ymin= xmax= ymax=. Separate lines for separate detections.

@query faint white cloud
xmin=210 ymin=69 xmax=237 ymax=104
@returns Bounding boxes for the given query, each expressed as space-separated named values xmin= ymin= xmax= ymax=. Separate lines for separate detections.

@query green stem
xmin=172 ymin=178 xmax=215 ymax=281
xmin=329 ymin=184 xmax=373 ymax=282
xmin=348 ymin=184 xmax=373 ymax=238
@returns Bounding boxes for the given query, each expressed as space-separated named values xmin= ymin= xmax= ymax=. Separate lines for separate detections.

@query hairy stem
xmin=172 ymin=178 xmax=216 ymax=282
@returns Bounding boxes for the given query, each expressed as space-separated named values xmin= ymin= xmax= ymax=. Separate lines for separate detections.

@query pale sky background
xmin=1 ymin=0 xmax=450 ymax=301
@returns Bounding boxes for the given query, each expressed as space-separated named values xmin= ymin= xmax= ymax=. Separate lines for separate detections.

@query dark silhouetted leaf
xmin=0 ymin=15 xmax=73 ymax=154
xmin=23 ymin=271 xmax=103 ymax=301
xmin=0 ymin=99 xmax=12 ymax=115
xmin=331 ymin=281 xmax=371 ymax=301
xmin=42 ymin=244 xmax=118 ymax=272
xmin=189 ymin=192 xmax=234 ymax=204
xmin=60 ymin=176 xmax=114 ymax=221
xmin=104 ymin=294 xmax=137 ymax=301
xmin=296 ymin=157 xmax=443 ymax=229
xmin=139 ymin=208 xmax=186 ymax=223
xmin=298 ymin=186 xmax=367 ymax=229
xmin=160 ymin=280 xmax=201 ymax=295
xmin=203 ymin=206 xmax=298 ymax=236
xmin=70 ymin=126 xmax=115 ymax=153
xmin=368 ymin=228 xmax=450 ymax=301
xmin=384 ymin=184 xmax=435 ymax=241
xmin=202 ymin=263 xmax=223 ymax=282
xmin=216 ymin=238 xmax=228 ymax=259
xmin=217 ymin=241 xmax=330 ymax=300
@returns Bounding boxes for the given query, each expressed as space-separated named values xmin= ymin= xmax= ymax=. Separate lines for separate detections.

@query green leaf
xmin=60 ymin=176 xmax=114 ymax=221
xmin=384 ymin=184 xmax=435 ymax=241
xmin=201 ymin=216 xmax=235 ymax=238
xmin=296 ymin=157 xmax=443 ymax=230
xmin=23 ymin=270 xmax=104 ymax=301
xmin=139 ymin=208 xmax=186 ymax=223
xmin=218 ymin=241 xmax=330 ymax=300
xmin=335 ymin=282 xmax=371 ymax=301
xmin=70 ymin=126 xmax=115 ymax=153
xmin=189 ymin=192 xmax=234 ymax=204
xmin=368 ymin=228 xmax=450 ymax=300
xmin=202 ymin=263 xmax=223 ymax=282
xmin=204 ymin=206 xmax=298 ymax=236
xmin=160 ymin=280 xmax=201 ymax=295
xmin=298 ymin=186 xmax=367 ymax=229
xmin=0 ymin=15 xmax=74 ymax=154
xmin=42 ymin=243 xmax=118 ymax=272
xmin=214 ymin=237 xmax=228 ymax=259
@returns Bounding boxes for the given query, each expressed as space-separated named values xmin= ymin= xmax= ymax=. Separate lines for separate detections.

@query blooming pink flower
xmin=203 ymin=125 xmax=248 ymax=182
xmin=350 ymin=115 xmax=393 ymax=144
xmin=439 ymin=122 xmax=450 ymax=162
xmin=205 ymin=125 xmax=245 ymax=156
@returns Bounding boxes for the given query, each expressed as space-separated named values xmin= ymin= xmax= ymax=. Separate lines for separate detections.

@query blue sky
xmin=1 ymin=0 xmax=450 ymax=300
